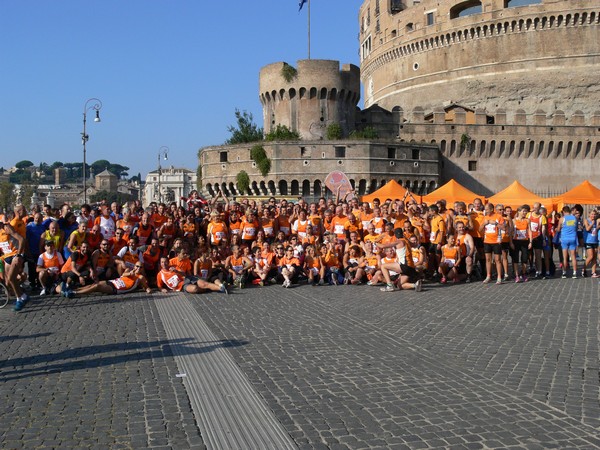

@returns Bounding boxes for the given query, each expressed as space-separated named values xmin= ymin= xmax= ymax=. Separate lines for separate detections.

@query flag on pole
xmin=299 ymin=0 xmax=307 ymax=11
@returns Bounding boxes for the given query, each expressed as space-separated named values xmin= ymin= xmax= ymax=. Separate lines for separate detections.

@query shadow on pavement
xmin=0 ymin=337 xmax=249 ymax=381
xmin=0 ymin=332 xmax=52 ymax=343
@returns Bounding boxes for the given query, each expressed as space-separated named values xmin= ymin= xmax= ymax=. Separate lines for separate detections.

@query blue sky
xmin=1 ymin=0 xmax=362 ymax=178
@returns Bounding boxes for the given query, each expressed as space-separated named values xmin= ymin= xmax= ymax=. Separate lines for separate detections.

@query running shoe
xmin=13 ymin=300 xmax=24 ymax=312
xmin=415 ymin=280 xmax=422 ymax=292
xmin=483 ymin=277 xmax=491 ymax=284
xmin=515 ymin=276 xmax=521 ymax=283
xmin=380 ymin=284 xmax=395 ymax=292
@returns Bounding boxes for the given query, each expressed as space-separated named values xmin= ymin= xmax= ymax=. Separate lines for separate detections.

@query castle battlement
xmin=259 ymin=60 xmax=360 ymax=140
xmin=359 ymin=0 xmax=600 ymax=118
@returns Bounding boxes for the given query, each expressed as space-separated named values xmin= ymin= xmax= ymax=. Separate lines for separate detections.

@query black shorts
xmin=511 ymin=240 xmax=529 ymax=264
xmin=483 ymin=243 xmax=502 ymax=255
xmin=531 ymin=235 xmax=544 ymax=250
xmin=457 ymin=260 xmax=467 ymax=275
xmin=501 ymin=242 xmax=510 ymax=252
xmin=473 ymin=237 xmax=484 ymax=250
xmin=184 ymin=276 xmax=199 ymax=287
xmin=585 ymin=243 xmax=598 ymax=250
xmin=399 ymin=264 xmax=419 ymax=283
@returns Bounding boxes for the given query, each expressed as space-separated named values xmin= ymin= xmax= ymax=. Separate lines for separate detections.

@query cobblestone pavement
xmin=0 ymin=294 xmax=205 ymax=449
xmin=1 ymin=276 xmax=599 ymax=449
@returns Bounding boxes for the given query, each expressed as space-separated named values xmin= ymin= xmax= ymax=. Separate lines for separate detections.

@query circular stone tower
xmin=359 ymin=0 xmax=600 ymax=117
xmin=259 ymin=59 xmax=361 ymax=139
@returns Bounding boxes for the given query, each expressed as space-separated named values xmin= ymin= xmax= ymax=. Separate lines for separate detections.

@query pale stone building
xmin=143 ymin=167 xmax=197 ymax=207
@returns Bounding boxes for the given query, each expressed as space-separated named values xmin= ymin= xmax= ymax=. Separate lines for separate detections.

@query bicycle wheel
xmin=0 ymin=283 xmax=9 ymax=308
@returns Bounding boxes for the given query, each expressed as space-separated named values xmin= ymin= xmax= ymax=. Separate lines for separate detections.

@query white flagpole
xmin=308 ymin=0 xmax=311 ymax=59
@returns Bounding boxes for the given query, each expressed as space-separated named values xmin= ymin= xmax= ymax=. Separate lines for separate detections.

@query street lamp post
xmin=157 ymin=146 xmax=169 ymax=203
xmin=82 ymin=98 xmax=102 ymax=204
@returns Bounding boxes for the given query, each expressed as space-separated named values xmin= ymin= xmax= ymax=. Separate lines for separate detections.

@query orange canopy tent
xmin=422 ymin=179 xmax=483 ymax=205
xmin=550 ymin=180 xmax=600 ymax=206
xmin=486 ymin=181 xmax=548 ymax=209
xmin=362 ymin=180 xmax=409 ymax=204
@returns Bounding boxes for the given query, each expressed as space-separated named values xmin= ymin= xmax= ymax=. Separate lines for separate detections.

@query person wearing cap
xmin=36 ymin=240 xmax=65 ymax=295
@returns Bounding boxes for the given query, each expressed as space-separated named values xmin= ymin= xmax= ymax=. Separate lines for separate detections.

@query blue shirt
xmin=560 ymin=214 xmax=578 ymax=242
xmin=26 ymin=222 xmax=46 ymax=257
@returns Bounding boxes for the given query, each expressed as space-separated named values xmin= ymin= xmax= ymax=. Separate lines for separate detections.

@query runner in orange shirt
xmin=438 ymin=234 xmax=462 ymax=284
xmin=510 ymin=206 xmax=531 ymax=282
xmin=76 ymin=262 xmax=152 ymax=296
xmin=479 ymin=202 xmax=505 ymax=284
xmin=158 ymin=256 xmax=227 ymax=294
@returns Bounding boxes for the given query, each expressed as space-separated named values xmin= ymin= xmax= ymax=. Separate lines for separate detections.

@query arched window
xmin=450 ymin=1 xmax=482 ymax=19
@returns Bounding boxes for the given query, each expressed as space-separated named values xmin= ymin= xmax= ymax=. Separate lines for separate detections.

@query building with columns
xmin=143 ymin=166 xmax=197 ymax=207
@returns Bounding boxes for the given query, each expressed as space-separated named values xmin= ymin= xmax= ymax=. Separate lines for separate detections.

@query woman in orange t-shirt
xmin=479 ymin=203 xmax=504 ymax=284
xmin=438 ymin=234 xmax=462 ymax=283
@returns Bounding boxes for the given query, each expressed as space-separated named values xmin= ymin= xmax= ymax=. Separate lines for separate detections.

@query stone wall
xmin=359 ymin=0 xmax=600 ymax=117
xmin=199 ymin=140 xmax=440 ymax=200
xmin=360 ymin=105 xmax=600 ymax=195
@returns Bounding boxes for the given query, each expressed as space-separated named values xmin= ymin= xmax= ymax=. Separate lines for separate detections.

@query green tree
xmin=0 ymin=182 xmax=15 ymax=211
xmin=9 ymin=170 xmax=32 ymax=184
xmin=265 ymin=124 xmax=300 ymax=141
xmin=90 ymin=190 xmax=135 ymax=205
xmin=108 ymin=163 xmax=129 ymax=179
xmin=236 ymin=170 xmax=250 ymax=194
xmin=50 ymin=161 xmax=63 ymax=170
xmin=20 ymin=184 xmax=36 ymax=210
xmin=349 ymin=127 xmax=379 ymax=140
xmin=15 ymin=160 xmax=34 ymax=169
xmin=250 ymin=145 xmax=272 ymax=177
xmin=225 ymin=109 xmax=263 ymax=145
xmin=91 ymin=159 xmax=111 ymax=175
xmin=326 ymin=123 xmax=343 ymax=140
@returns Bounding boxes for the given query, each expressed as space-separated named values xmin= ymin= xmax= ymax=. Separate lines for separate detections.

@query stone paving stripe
xmin=155 ymin=293 xmax=298 ymax=450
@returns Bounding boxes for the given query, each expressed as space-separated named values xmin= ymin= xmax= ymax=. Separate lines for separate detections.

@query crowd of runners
xmin=1 ymin=188 xmax=599 ymax=312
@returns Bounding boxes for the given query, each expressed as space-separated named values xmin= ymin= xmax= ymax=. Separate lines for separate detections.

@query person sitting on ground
xmin=115 ymin=235 xmax=144 ymax=276
xmin=278 ymin=245 xmax=301 ymax=288
xmin=438 ymin=234 xmax=462 ymax=284
xmin=58 ymin=241 xmax=94 ymax=296
xmin=343 ymin=245 xmax=366 ymax=285
xmin=304 ymin=244 xmax=325 ymax=286
xmin=378 ymin=237 xmax=422 ymax=292
xmin=157 ymin=256 xmax=227 ymax=294
xmin=92 ymin=239 xmax=117 ymax=281
xmin=224 ymin=245 xmax=253 ymax=289
xmin=37 ymin=240 xmax=65 ymax=295
xmin=76 ymin=261 xmax=152 ymax=296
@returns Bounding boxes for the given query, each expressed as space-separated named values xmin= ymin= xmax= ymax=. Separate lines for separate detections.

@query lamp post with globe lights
xmin=81 ymin=98 xmax=102 ymax=204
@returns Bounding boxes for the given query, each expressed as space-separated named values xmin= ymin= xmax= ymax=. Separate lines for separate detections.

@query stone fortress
xmin=198 ymin=0 xmax=599 ymax=200
xmin=359 ymin=0 xmax=600 ymax=194
xmin=200 ymin=59 xmax=439 ymax=200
